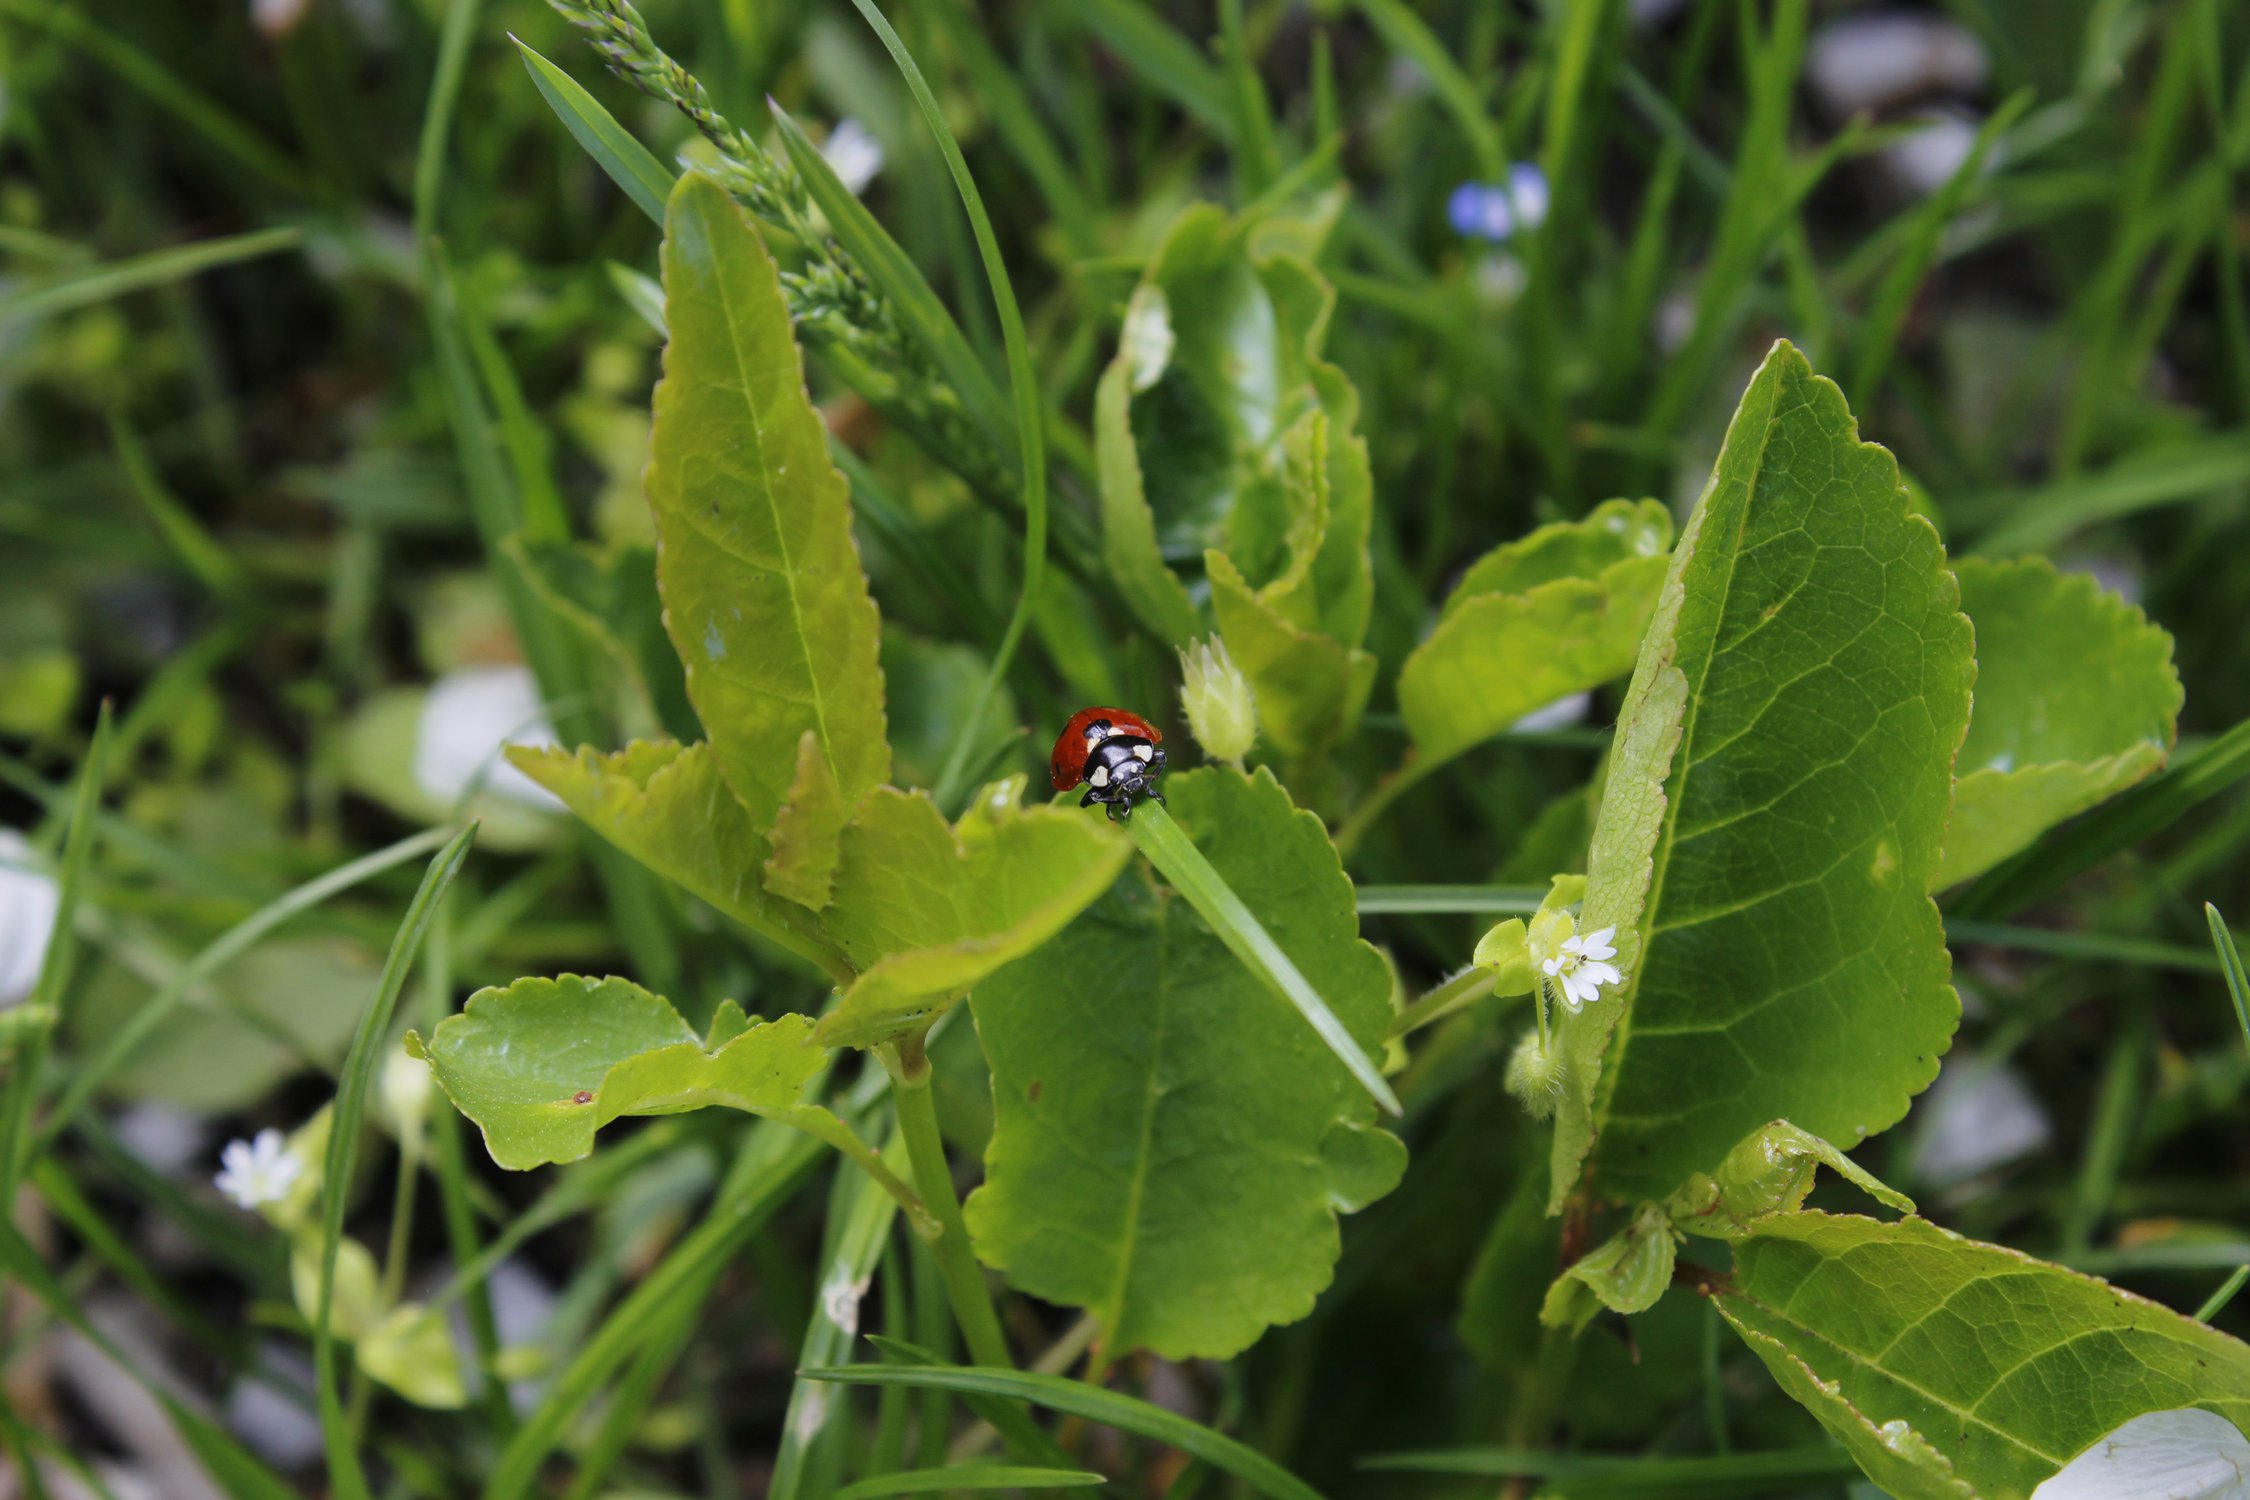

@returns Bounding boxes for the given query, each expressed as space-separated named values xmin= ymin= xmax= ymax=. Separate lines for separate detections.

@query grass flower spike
xmin=214 ymin=1128 xmax=302 ymax=1211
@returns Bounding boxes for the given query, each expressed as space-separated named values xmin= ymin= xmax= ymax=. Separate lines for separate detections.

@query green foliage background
xmin=3 ymin=0 xmax=2250 ymax=1495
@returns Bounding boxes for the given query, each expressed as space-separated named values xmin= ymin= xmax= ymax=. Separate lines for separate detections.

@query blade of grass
xmin=836 ymin=1468 xmax=1105 ymax=1500
xmin=514 ymin=35 xmax=676 ymax=226
xmin=1944 ymin=920 xmax=2221 ymax=973
xmin=1217 ymin=0 xmax=1280 ymax=196
xmin=0 ymin=0 xmax=307 ymax=195
xmin=1061 ymin=0 xmax=1232 ymax=136
xmin=0 ymin=705 xmax=108 ymax=1203
xmin=0 ymin=1229 xmax=300 ymax=1500
xmin=482 ymin=1119 xmax=825 ymax=1500
xmin=835 ymin=0 xmax=1048 ymax=812
xmin=804 ymin=1362 xmax=1327 ymax=1500
xmin=0 ymin=227 xmax=302 ymax=327
xmin=930 ymin=2 xmax=1100 ymax=256
xmin=2195 ymin=1265 xmax=2250 ymax=1323
xmin=772 ymin=1130 xmax=910 ymax=1499
xmin=1964 ymin=430 xmax=2250 ymax=556
xmin=418 ymin=910 xmax=514 ymax=1439
xmin=770 ymin=104 xmax=1015 ymax=460
xmin=861 ymin=1334 xmax=1075 ymax=1469
xmin=41 ymin=826 xmax=453 ymax=1151
xmin=1849 ymin=91 xmax=2031 ymax=408
xmin=1355 ymin=885 xmax=1547 ymax=916
xmin=1357 ymin=1444 xmax=1859 ymax=1496
xmin=2210 ymin=903 xmax=2250 ymax=1057
xmin=411 ymin=0 xmax=484 ymax=243
xmin=108 ymin=412 xmax=245 ymax=598
xmin=1126 ymin=802 xmax=1400 ymax=1115
xmin=2061 ymin=1018 xmax=2147 ymax=1254
xmin=1354 ymin=0 xmax=1505 ymax=177
xmin=313 ymin=825 xmax=478 ymax=1500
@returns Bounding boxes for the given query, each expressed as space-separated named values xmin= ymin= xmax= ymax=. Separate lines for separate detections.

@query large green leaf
xmin=1935 ymin=558 xmax=2181 ymax=888
xmin=964 ymin=769 xmax=1406 ymax=1360
xmin=813 ymin=782 xmax=1133 ymax=1048
xmin=411 ymin=975 xmax=891 ymax=1187
xmin=651 ymin=171 xmax=888 ymax=883
xmin=509 ymin=741 xmax=842 ymax=979
xmin=1397 ymin=500 xmax=1674 ymax=763
xmin=1095 ymin=206 xmax=1373 ymax=656
xmin=1550 ymin=342 xmax=1974 ymax=1209
xmin=1717 ymin=1212 xmax=2250 ymax=1500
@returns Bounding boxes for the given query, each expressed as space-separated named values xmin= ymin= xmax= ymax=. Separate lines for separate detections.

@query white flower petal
xmin=1542 ymin=957 xmax=1563 ymax=977
xmin=1580 ymin=961 xmax=1622 ymax=989
xmin=2030 ymin=1408 xmax=2250 ymax=1499
xmin=820 ymin=118 xmax=885 ymax=195
xmin=1580 ymin=927 xmax=1618 ymax=958
xmin=1559 ymin=935 xmax=1587 ymax=958
xmin=0 ymin=829 xmax=61 ymax=1009
xmin=413 ymin=666 xmax=566 ymax=812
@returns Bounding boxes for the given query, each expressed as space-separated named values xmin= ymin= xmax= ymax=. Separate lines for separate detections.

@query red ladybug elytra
xmin=1050 ymin=707 xmax=1167 ymax=820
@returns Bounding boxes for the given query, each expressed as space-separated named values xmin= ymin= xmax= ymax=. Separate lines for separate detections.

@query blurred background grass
xmin=2 ymin=0 xmax=2248 ymax=1493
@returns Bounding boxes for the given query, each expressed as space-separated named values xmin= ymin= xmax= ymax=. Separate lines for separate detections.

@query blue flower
xmin=1447 ymin=163 xmax=1550 ymax=244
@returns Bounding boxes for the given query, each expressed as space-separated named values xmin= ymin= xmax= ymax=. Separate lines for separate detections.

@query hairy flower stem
xmin=883 ymin=1033 xmax=1014 ymax=1370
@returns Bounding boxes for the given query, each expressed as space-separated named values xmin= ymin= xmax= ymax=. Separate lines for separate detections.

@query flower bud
xmin=1179 ymin=637 xmax=1257 ymax=766
xmin=1505 ymin=1028 xmax=1566 ymax=1121
xmin=382 ymin=1047 xmax=435 ymax=1144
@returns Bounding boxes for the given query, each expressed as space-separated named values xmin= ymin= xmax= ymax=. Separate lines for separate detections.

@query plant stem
xmin=884 ymin=1036 xmax=1013 ymax=1370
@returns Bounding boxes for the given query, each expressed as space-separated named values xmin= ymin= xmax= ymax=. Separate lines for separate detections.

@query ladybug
xmin=1050 ymin=707 xmax=1167 ymax=820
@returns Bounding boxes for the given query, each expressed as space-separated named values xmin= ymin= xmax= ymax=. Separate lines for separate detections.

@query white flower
xmin=412 ymin=665 xmax=565 ymax=812
xmin=1542 ymin=926 xmax=1621 ymax=1011
xmin=820 ymin=118 xmax=885 ymax=196
xmin=0 ymin=829 xmax=60 ymax=1008
xmin=2030 ymin=1408 xmax=2250 ymax=1499
xmin=215 ymin=1128 xmax=303 ymax=1210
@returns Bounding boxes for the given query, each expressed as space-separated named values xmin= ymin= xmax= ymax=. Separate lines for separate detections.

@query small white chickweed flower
xmin=1542 ymin=926 xmax=1621 ymax=1011
xmin=215 ymin=1128 xmax=303 ymax=1211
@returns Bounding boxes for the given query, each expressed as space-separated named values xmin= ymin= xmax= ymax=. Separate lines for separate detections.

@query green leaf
xmin=1551 ymin=342 xmax=1974 ymax=1210
xmin=1717 ymin=1212 xmax=2250 ymax=1500
xmin=1936 ymin=558 xmax=2182 ymax=888
xmin=1398 ymin=501 xmax=1673 ymax=765
xmin=511 ymin=36 xmax=675 ymax=225
xmin=800 ymin=1362 xmax=1328 ymax=1500
xmin=509 ymin=741 xmax=844 ymax=980
xmin=834 ymin=1468 xmax=1106 ymax=1500
xmin=418 ymin=974 xmax=840 ymax=1169
xmin=1208 ymin=549 xmax=1377 ymax=757
xmin=356 ymin=1302 xmax=469 ymax=1410
xmin=1094 ymin=206 xmax=1375 ymax=665
xmin=511 ymin=538 xmax=697 ymax=743
xmin=814 ymin=783 xmax=1132 ymax=1048
xmin=0 ymin=225 xmax=301 ymax=327
xmin=1666 ymin=1121 xmax=1915 ymax=1238
xmin=765 ymin=729 xmax=848 ymax=909
xmin=290 ymin=1234 xmax=382 ymax=1343
xmin=652 ymin=172 xmax=889 ymax=871
xmin=965 ymin=768 xmax=1406 ymax=1360
xmin=1541 ymin=1201 xmax=1677 ymax=1334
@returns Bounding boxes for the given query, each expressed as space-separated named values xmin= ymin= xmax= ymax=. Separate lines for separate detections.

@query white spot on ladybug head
xmin=1133 ymin=744 xmax=1154 ymax=762
xmin=1089 ymin=765 xmax=1109 ymax=787
xmin=1084 ymin=722 xmax=1110 ymax=746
